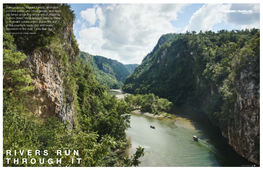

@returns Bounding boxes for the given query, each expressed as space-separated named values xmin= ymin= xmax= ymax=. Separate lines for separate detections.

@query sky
xmin=70 ymin=3 xmax=260 ymax=64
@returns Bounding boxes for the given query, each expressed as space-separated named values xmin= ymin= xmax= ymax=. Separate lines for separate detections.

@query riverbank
xmin=131 ymin=110 xmax=199 ymax=131
xmin=131 ymin=110 xmax=164 ymax=119
xmin=107 ymin=89 xmax=127 ymax=99
xmin=109 ymin=89 xmax=125 ymax=93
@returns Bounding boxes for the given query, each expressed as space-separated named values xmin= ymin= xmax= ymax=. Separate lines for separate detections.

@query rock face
xmin=26 ymin=50 xmax=74 ymax=126
xmin=224 ymin=69 xmax=260 ymax=164
xmin=24 ymin=21 xmax=77 ymax=128
xmin=198 ymin=64 xmax=260 ymax=165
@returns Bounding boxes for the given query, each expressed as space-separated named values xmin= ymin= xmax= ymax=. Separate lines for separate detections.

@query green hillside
xmin=80 ymin=51 xmax=138 ymax=89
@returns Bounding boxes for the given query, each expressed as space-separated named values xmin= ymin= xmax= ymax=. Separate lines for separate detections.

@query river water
xmin=108 ymin=89 xmax=252 ymax=167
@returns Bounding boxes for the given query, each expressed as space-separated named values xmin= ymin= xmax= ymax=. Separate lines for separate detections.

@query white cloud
xmin=76 ymin=4 xmax=187 ymax=64
xmin=183 ymin=4 xmax=231 ymax=33
xmin=80 ymin=8 xmax=97 ymax=25
xmin=183 ymin=3 xmax=260 ymax=33
xmin=78 ymin=27 xmax=104 ymax=54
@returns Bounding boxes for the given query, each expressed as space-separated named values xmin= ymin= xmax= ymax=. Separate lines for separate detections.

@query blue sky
xmin=69 ymin=3 xmax=260 ymax=64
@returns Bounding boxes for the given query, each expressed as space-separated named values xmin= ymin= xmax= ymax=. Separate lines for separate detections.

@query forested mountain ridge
xmin=123 ymin=29 xmax=260 ymax=164
xmin=80 ymin=51 xmax=138 ymax=89
xmin=124 ymin=64 xmax=138 ymax=75
xmin=143 ymin=33 xmax=181 ymax=61
xmin=3 ymin=4 xmax=143 ymax=167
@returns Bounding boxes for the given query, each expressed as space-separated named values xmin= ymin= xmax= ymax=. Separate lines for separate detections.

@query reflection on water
xmin=108 ymin=90 xmax=252 ymax=167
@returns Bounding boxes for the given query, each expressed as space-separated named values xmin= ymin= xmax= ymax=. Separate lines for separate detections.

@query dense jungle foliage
xmin=124 ymin=93 xmax=173 ymax=118
xmin=80 ymin=52 xmax=138 ymax=89
xmin=123 ymin=29 xmax=260 ymax=131
xmin=3 ymin=4 xmax=144 ymax=167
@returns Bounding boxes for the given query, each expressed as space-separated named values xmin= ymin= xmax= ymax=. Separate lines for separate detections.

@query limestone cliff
xmin=209 ymin=39 xmax=259 ymax=165
xmin=201 ymin=64 xmax=260 ymax=165
xmin=20 ymin=5 xmax=79 ymax=128
xmin=224 ymin=68 xmax=259 ymax=164
xmin=25 ymin=48 xmax=74 ymax=125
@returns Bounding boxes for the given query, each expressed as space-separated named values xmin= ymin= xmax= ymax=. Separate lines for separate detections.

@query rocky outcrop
xmin=26 ymin=49 xmax=74 ymax=127
xmin=23 ymin=16 xmax=77 ymax=128
xmin=225 ymin=69 xmax=260 ymax=165
xmin=203 ymin=65 xmax=260 ymax=165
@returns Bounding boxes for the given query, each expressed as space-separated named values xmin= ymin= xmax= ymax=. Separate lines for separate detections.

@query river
xmin=108 ymin=89 xmax=252 ymax=167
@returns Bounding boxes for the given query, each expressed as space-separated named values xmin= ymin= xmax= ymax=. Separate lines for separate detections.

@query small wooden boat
xmin=150 ymin=125 xmax=155 ymax=129
xmin=193 ymin=135 xmax=198 ymax=141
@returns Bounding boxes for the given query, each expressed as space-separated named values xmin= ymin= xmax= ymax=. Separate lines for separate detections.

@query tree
xmin=123 ymin=146 xmax=145 ymax=166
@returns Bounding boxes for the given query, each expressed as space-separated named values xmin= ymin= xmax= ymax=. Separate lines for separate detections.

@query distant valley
xmin=80 ymin=51 xmax=138 ymax=89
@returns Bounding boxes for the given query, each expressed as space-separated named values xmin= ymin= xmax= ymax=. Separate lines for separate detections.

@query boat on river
xmin=150 ymin=125 xmax=155 ymax=129
xmin=193 ymin=135 xmax=198 ymax=141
